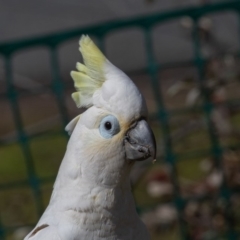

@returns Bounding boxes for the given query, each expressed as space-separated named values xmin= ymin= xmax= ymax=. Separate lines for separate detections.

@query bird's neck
xmin=49 ymin=144 xmax=137 ymax=219
xmin=48 ymin=179 xmax=142 ymax=240
xmin=46 ymin=153 xmax=141 ymax=239
xmin=50 ymin=175 xmax=137 ymax=225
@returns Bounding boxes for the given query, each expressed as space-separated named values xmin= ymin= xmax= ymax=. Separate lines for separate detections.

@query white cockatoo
xmin=24 ymin=35 xmax=156 ymax=240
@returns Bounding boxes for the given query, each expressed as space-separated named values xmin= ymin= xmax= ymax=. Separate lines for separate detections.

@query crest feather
xmin=71 ymin=35 xmax=106 ymax=108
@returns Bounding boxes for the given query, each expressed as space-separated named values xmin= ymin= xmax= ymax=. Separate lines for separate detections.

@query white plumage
xmin=24 ymin=35 xmax=155 ymax=240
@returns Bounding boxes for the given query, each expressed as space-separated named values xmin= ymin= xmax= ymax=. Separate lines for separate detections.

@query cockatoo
xmin=24 ymin=35 xmax=156 ymax=240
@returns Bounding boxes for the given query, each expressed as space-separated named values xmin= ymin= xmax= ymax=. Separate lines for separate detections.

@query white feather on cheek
xmin=78 ymin=125 xmax=128 ymax=187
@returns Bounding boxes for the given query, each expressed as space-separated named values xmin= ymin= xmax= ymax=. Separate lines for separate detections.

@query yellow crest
xmin=70 ymin=35 xmax=106 ymax=108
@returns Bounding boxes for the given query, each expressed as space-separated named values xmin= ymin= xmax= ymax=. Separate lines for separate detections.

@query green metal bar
xmin=191 ymin=16 xmax=237 ymax=240
xmin=192 ymin=21 xmax=222 ymax=167
xmin=0 ymin=1 xmax=239 ymax=54
xmin=0 ymin=218 xmax=5 ymax=240
xmin=0 ymin=176 xmax=55 ymax=191
xmin=143 ymin=27 xmax=187 ymax=239
xmin=3 ymin=56 xmax=44 ymax=218
xmin=96 ymin=35 xmax=106 ymax=53
xmin=50 ymin=46 xmax=69 ymax=131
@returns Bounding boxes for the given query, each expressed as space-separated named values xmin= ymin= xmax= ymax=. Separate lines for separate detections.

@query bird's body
xmin=32 ymin=182 xmax=148 ymax=240
xmin=24 ymin=35 xmax=155 ymax=240
xmin=30 ymin=140 xmax=148 ymax=240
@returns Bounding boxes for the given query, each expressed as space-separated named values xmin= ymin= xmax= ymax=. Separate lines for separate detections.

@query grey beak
xmin=124 ymin=119 xmax=156 ymax=161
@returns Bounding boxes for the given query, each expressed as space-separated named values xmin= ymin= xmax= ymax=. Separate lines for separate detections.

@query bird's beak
xmin=124 ymin=119 xmax=156 ymax=161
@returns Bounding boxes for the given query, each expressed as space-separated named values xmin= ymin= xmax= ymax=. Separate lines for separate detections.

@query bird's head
xmin=65 ymin=35 xmax=156 ymax=187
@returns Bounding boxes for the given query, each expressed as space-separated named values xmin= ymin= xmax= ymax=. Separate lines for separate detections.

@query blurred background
xmin=1 ymin=0 xmax=240 ymax=239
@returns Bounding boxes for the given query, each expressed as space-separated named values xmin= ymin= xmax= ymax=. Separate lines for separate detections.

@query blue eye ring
xmin=99 ymin=115 xmax=120 ymax=139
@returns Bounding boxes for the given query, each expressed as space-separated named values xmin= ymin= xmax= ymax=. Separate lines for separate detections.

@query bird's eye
xmin=99 ymin=115 xmax=120 ymax=139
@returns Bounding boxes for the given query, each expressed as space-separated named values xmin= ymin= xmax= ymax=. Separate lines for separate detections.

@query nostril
xmin=138 ymin=147 xmax=148 ymax=153
xmin=138 ymin=148 xmax=144 ymax=153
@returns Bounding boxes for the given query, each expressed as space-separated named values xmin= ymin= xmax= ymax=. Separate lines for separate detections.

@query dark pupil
xmin=105 ymin=121 xmax=112 ymax=130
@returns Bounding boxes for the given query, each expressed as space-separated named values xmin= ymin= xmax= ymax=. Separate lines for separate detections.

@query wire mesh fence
xmin=1 ymin=1 xmax=240 ymax=239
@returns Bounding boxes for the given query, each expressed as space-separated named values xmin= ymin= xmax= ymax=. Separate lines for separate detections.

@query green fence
xmin=1 ymin=1 xmax=240 ymax=239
